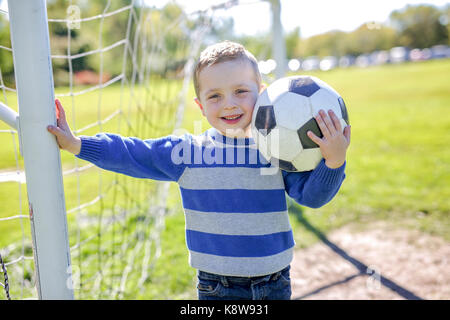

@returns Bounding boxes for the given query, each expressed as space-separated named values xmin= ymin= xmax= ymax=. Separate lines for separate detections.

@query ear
xmin=194 ymin=98 xmax=206 ymax=116
xmin=259 ymin=83 xmax=267 ymax=93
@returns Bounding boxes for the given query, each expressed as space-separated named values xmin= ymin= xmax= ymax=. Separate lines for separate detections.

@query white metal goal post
xmin=0 ymin=0 xmax=288 ymax=300
xmin=0 ymin=0 xmax=74 ymax=299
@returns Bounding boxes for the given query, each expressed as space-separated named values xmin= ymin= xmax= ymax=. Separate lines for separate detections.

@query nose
xmin=224 ymin=104 xmax=237 ymax=110
xmin=223 ymin=95 xmax=238 ymax=110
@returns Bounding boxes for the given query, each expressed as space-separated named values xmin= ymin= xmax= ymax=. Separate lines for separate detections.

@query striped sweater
xmin=76 ymin=128 xmax=346 ymax=277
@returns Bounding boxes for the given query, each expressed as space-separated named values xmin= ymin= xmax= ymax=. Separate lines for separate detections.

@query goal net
xmin=0 ymin=0 xmax=261 ymax=299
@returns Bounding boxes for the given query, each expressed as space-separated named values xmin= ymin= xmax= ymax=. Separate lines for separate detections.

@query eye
xmin=208 ymin=94 xmax=220 ymax=100
xmin=236 ymin=89 xmax=248 ymax=94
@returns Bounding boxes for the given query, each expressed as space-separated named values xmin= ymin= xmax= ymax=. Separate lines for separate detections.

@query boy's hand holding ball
xmin=307 ymin=109 xmax=351 ymax=169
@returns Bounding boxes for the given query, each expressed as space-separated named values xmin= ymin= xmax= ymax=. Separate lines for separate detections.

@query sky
xmin=1 ymin=0 xmax=448 ymax=38
xmin=152 ymin=0 xmax=449 ymax=38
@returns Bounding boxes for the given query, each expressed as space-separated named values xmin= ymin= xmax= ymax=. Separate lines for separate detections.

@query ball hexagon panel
xmin=269 ymin=125 xmax=303 ymax=161
xmin=288 ymin=76 xmax=321 ymax=97
xmin=252 ymin=128 xmax=271 ymax=161
xmin=291 ymin=148 xmax=323 ymax=172
xmin=270 ymin=157 xmax=297 ymax=172
xmin=266 ymin=77 xmax=291 ymax=103
xmin=297 ymin=117 xmax=323 ymax=149
xmin=254 ymin=105 xmax=276 ymax=136
xmin=273 ymin=92 xmax=311 ymax=130
xmin=338 ymin=97 xmax=349 ymax=124
xmin=309 ymin=88 xmax=342 ymax=120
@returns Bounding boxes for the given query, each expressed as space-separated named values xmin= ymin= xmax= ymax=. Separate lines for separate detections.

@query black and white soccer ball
xmin=251 ymin=75 xmax=349 ymax=172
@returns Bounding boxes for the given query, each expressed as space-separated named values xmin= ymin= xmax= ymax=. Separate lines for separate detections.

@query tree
xmin=285 ymin=27 xmax=301 ymax=59
xmin=234 ymin=33 xmax=272 ymax=60
xmin=390 ymin=4 xmax=448 ymax=48
xmin=297 ymin=30 xmax=348 ymax=57
xmin=443 ymin=4 xmax=450 ymax=45
xmin=0 ymin=13 xmax=14 ymax=87
xmin=346 ymin=24 xmax=397 ymax=55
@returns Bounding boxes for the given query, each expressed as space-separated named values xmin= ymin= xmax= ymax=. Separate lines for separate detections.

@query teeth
xmin=223 ymin=115 xmax=241 ymax=120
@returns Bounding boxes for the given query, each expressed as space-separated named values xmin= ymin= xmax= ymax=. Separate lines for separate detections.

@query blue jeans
xmin=197 ymin=266 xmax=291 ymax=300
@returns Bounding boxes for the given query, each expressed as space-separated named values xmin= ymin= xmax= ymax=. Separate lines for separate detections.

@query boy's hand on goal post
xmin=47 ymin=99 xmax=81 ymax=155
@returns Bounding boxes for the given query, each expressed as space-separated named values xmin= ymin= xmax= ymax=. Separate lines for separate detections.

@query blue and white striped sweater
xmin=77 ymin=128 xmax=345 ymax=276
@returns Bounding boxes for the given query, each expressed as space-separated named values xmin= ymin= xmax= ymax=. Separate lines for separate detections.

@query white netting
xmin=0 ymin=0 xmax=269 ymax=299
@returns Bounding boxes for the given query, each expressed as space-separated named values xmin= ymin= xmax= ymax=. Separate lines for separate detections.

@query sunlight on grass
xmin=0 ymin=59 xmax=449 ymax=299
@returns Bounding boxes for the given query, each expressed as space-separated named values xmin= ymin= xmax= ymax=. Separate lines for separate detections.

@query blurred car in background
xmin=370 ymin=50 xmax=390 ymax=65
xmin=288 ymin=58 xmax=301 ymax=72
xmin=301 ymin=56 xmax=320 ymax=71
xmin=283 ymin=44 xmax=448 ymax=75
xmin=390 ymin=46 xmax=410 ymax=63
xmin=319 ymin=56 xmax=338 ymax=71
xmin=431 ymin=45 xmax=450 ymax=59
xmin=409 ymin=48 xmax=432 ymax=61
xmin=339 ymin=55 xmax=355 ymax=68
xmin=355 ymin=54 xmax=372 ymax=68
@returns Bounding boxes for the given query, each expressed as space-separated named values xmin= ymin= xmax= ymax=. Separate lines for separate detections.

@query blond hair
xmin=193 ymin=41 xmax=261 ymax=99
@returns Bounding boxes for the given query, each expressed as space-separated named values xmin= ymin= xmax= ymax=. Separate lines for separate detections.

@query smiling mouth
xmin=221 ymin=114 xmax=243 ymax=120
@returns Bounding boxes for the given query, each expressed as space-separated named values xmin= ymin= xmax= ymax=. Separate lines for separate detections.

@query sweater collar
xmin=207 ymin=128 xmax=255 ymax=146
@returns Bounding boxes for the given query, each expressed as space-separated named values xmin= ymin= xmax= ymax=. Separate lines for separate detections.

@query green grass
xmin=288 ymin=59 xmax=450 ymax=248
xmin=1 ymin=59 xmax=449 ymax=300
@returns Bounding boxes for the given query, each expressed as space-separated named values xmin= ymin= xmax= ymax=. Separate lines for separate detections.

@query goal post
xmin=7 ymin=0 xmax=73 ymax=299
xmin=269 ymin=0 xmax=287 ymax=79
xmin=0 ymin=0 xmax=290 ymax=300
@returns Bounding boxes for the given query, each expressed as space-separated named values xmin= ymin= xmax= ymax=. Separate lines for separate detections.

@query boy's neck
xmin=216 ymin=126 xmax=252 ymax=139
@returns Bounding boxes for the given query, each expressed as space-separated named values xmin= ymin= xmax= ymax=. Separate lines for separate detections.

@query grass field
xmin=0 ymin=59 xmax=449 ymax=299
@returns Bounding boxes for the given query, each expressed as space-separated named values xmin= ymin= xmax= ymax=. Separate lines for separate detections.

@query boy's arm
xmin=47 ymin=99 xmax=186 ymax=181
xmin=76 ymin=133 xmax=186 ymax=181
xmin=283 ymin=159 xmax=345 ymax=208
xmin=283 ymin=109 xmax=350 ymax=208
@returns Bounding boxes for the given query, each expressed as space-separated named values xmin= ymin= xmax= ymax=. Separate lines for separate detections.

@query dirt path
xmin=290 ymin=221 xmax=450 ymax=300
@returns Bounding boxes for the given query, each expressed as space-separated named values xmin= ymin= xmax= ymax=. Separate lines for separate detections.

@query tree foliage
xmin=390 ymin=4 xmax=448 ymax=48
xmin=237 ymin=4 xmax=448 ymax=59
xmin=0 ymin=2 xmax=449 ymax=88
xmin=0 ymin=14 xmax=13 ymax=86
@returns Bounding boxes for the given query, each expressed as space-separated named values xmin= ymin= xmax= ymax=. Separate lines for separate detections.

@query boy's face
xmin=195 ymin=59 xmax=261 ymax=138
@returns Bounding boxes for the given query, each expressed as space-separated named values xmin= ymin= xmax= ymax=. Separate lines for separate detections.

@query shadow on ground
xmin=288 ymin=202 xmax=423 ymax=300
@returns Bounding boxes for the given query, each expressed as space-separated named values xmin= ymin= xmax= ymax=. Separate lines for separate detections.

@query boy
xmin=47 ymin=41 xmax=351 ymax=300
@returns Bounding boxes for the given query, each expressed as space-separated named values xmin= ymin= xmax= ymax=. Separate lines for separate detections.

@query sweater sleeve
xmin=75 ymin=133 xmax=188 ymax=182
xmin=282 ymin=159 xmax=346 ymax=208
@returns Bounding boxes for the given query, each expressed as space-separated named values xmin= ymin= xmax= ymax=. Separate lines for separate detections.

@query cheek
xmin=244 ymin=95 xmax=258 ymax=110
xmin=203 ymin=103 xmax=220 ymax=117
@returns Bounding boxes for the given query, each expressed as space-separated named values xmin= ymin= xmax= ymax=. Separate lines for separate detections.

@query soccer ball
xmin=251 ymin=75 xmax=349 ymax=172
